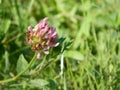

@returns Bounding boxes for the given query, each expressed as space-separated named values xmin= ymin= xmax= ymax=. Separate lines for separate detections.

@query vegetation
xmin=0 ymin=0 xmax=120 ymax=89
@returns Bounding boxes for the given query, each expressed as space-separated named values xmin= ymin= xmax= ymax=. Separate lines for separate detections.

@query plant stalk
xmin=0 ymin=53 xmax=37 ymax=84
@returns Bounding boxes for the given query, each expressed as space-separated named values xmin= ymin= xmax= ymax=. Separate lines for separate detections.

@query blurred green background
xmin=0 ymin=0 xmax=120 ymax=89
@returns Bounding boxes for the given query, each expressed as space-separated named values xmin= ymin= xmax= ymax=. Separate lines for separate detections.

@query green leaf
xmin=61 ymin=40 xmax=73 ymax=53
xmin=65 ymin=50 xmax=84 ymax=61
xmin=49 ymin=79 xmax=57 ymax=90
xmin=4 ymin=19 xmax=11 ymax=34
xmin=16 ymin=54 xmax=29 ymax=75
xmin=29 ymin=79 xmax=49 ymax=88
xmin=1 ymin=19 xmax=11 ymax=34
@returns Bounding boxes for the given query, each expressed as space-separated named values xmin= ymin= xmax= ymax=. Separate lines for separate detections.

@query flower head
xmin=26 ymin=17 xmax=59 ymax=59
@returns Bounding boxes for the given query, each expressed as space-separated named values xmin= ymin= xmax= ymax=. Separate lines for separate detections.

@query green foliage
xmin=0 ymin=0 xmax=120 ymax=90
xmin=65 ymin=50 xmax=84 ymax=61
xmin=16 ymin=54 xmax=29 ymax=75
xmin=29 ymin=79 xmax=49 ymax=89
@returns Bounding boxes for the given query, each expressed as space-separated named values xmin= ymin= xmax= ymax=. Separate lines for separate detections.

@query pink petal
xmin=52 ymin=32 xmax=57 ymax=38
xmin=37 ymin=17 xmax=48 ymax=29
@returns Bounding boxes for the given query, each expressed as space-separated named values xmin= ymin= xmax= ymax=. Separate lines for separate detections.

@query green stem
xmin=30 ymin=57 xmax=58 ymax=76
xmin=0 ymin=53 xmax=37 ymax=84
xmin=29 ymin=57 xmax=47 ymax=76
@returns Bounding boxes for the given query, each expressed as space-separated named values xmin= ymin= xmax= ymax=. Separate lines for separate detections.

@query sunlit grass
xmin=0 ymin=0 xmax=120 ymax=89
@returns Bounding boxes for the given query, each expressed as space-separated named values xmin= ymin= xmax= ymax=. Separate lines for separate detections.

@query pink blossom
xmin=26 ymin=17 xmax=59 ymax=59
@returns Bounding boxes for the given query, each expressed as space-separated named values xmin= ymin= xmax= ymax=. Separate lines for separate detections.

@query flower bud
xmin=26 ymin=18 xmax=59 ymax=59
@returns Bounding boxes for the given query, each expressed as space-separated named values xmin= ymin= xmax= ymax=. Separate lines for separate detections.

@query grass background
xmin=0 ymin=0 xmax=120 ymax=90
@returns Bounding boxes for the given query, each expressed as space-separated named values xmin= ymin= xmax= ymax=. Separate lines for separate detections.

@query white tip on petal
xmin=33 ymin=26 xmax=38 ymax=31
xmin=43 ymin=17 xmax=48 ymax=22
xmin=37 ymin=53 xmax=41 ymax=59
xmin=28 ymin=26 xmax=32 ymax=31
xmin=54 ymin=42 xmax=59 ymax=47
xmin=44 ymin=50 xmax=49 ymax=55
